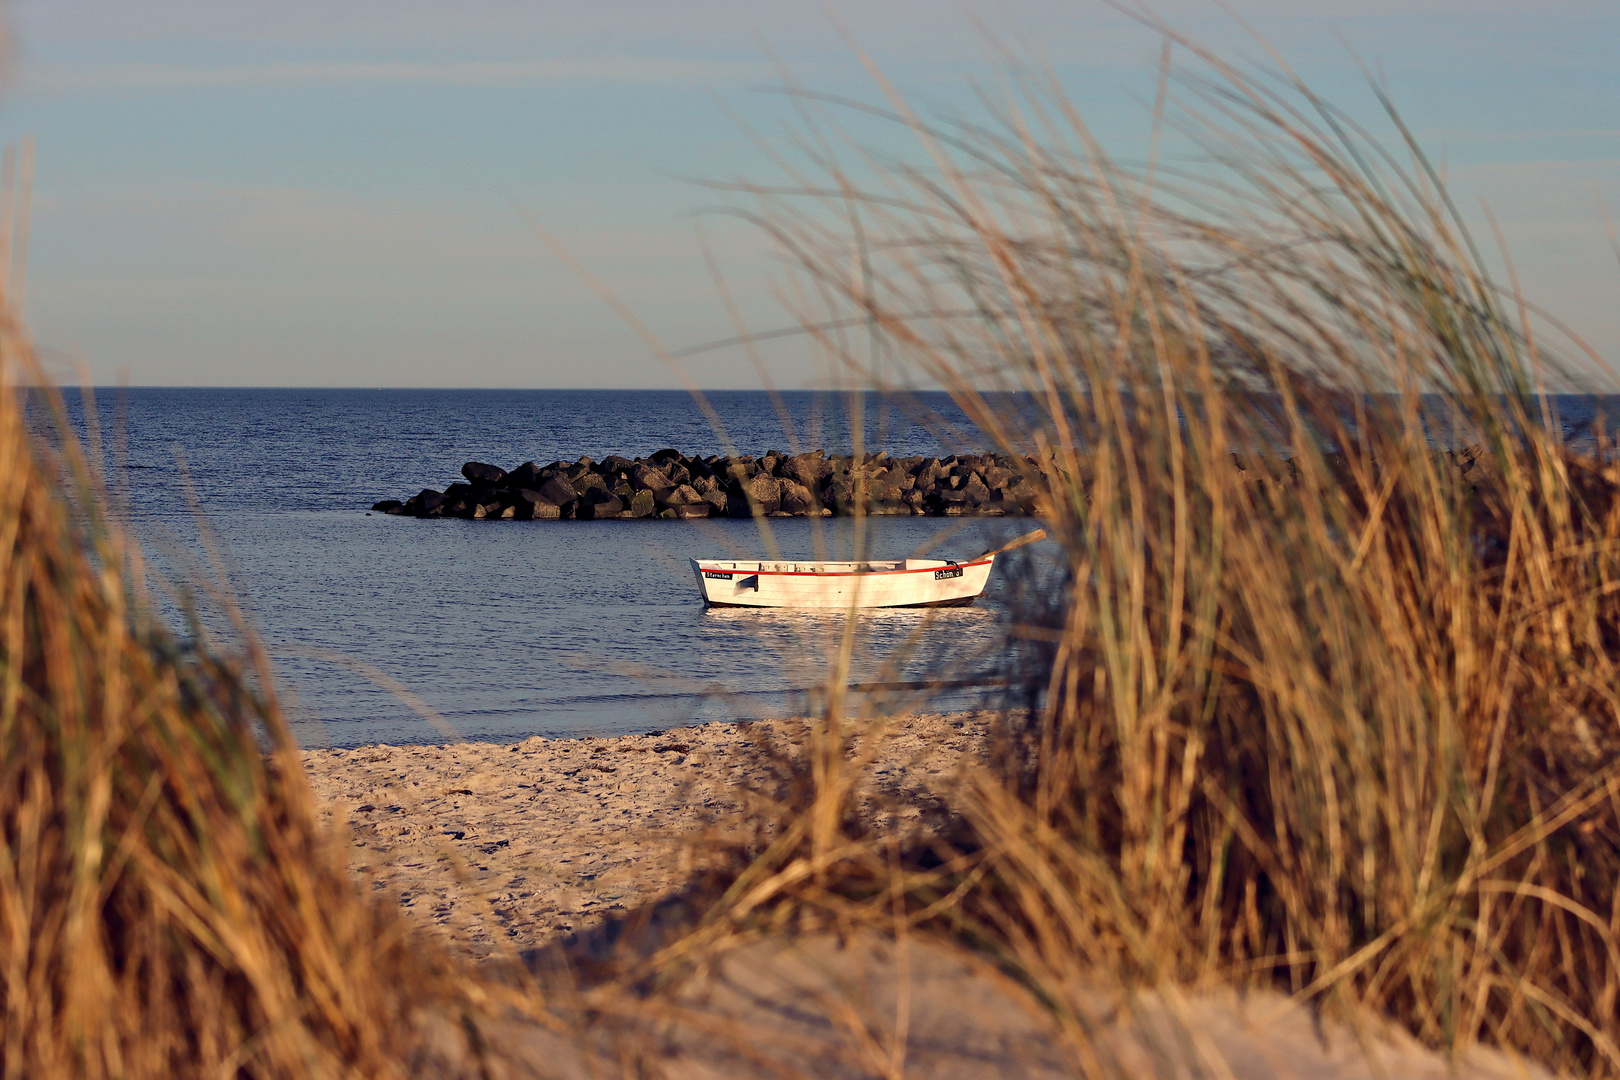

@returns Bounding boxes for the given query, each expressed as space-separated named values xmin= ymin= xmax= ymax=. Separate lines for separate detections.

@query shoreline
xmin=301 ymin=712 xmax=994 ymax=960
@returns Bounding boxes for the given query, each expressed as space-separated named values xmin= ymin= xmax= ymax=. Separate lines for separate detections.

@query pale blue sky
xmin=3 ymin=0 xmax=1616 ymax=387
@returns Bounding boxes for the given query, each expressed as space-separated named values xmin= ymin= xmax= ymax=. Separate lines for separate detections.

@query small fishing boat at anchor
xmin=691 ymin=529 xmax=1046 ymax=610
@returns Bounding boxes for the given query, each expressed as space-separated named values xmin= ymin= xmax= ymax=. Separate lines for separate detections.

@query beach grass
xmin=4 ymin=15 xmax=1620 ymax=1080
xmin=0 ymin=326 xmax=526 ymax=1073
xmin=668 ymin=21 xmax=1620 ymax=1078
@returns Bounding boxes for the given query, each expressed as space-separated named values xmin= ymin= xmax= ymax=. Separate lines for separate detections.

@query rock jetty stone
xmin=727 ymin=474 xmax=782 ymax=517
xmin=629 ymin=462 xmax=673 ymax=494
xmin=537 ymin=476 xmax=578 ymax=509
xmin=627 ymin=490 xmax=656 ymax=518
xmin=579 ymin=488 xmax=623 ymax=519
xmin=662 ymin=483 xmax=704 ymax=508
xmin=506 ymin=461 xmax=543 ymax=488
xmin=778 ymin=479 xmax=815 ymax=516
xmin=462 ymin=461 xmax=506 ymax=485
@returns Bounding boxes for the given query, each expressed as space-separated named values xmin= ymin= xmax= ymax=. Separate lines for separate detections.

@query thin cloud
xmin=25 ymin=56 xmax=770 ymax=93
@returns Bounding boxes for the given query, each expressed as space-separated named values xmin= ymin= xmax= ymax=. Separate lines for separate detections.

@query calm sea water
xmin=43 ymin=388 xmax=1620 ymax=748
xmin=48 ymin=389 xmax=1032 ymax=748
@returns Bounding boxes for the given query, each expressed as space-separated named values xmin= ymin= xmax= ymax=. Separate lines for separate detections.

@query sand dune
xmin=409 ymin=929 xmax=1556 ymax=1079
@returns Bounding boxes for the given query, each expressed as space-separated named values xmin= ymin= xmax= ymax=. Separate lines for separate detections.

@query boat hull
xmin=691 ymin=557 xmax=994 ymax=609
xmin=704 ymin=593 xmax=980 ymax=609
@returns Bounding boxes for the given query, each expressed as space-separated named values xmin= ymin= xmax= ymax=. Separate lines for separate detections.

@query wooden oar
xmin=974 ymin=527 xmax=1047 ymax=562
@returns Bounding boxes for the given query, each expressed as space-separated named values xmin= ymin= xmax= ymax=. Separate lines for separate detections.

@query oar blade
xmin=977 ymin=527 xmax=1047 ymax=562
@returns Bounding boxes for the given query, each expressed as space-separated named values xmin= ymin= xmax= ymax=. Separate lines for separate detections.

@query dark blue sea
xmin=42 ymin=388 xmax=1620 ymax=748
xmin=47 ymin=388 xmax=1039 ymax=748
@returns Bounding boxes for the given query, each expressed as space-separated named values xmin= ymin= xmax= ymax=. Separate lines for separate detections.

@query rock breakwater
xmin=370 ymin=449 xmax=1045 ymax=520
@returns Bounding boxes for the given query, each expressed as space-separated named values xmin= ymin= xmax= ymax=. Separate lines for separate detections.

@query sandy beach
xmin=301 ymin=712 xmax=993 ymax=959
xmin=305 ymin=716 xmax=1570 ymax=1080
xmin=301 ymin=718 xmax=1571 ymax=1079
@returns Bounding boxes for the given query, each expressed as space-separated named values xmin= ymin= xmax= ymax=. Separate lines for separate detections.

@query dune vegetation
xmin=678 ymin=23 xmax=1620 ymax=1080
xmin=0 ymin=327 xmax=526 ymax=1073
xmin=3 ymin=17 xmax=1620 ymax=1080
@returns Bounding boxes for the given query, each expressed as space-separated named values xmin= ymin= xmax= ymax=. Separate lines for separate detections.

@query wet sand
xmin=301 ymin=712 xmax=992 ymax=959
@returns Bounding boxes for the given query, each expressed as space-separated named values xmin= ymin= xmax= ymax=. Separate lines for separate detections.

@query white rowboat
xmin=691 ymin=529 xmax=1045 ymax=610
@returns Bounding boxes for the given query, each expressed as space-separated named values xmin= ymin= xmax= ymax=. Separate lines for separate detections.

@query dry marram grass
xmin=3 ymin=19 xmax=1620 ymax=1080
xmin=0 ymin=330 xmax=524 ymax=1073
xmin=677 ymin=24 xmax=1620 ymax=1080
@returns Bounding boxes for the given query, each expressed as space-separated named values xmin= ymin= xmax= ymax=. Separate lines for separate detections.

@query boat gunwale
xmin=691 ymin=557 xmax=993 ymax=579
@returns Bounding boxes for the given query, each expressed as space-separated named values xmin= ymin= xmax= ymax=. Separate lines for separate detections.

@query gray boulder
xmin=778 ymin=479 xmax=815 ymax=515
xmin=828 ymin=471 xmax=893 ymax=513
xmin=629 ymin=462 xmax=674 ymax=494
xmin=570 ymin=471 xmax=606 ymax=497
xmin=870 ymin=483 xmax=907 ymax=512
xmin=515 ymin=488 xmax=563 ymax=520
xmin=538 ymin=475 xmax=579 ymax=507
xmin=692 ymin=475 xmax=728 ymax=513
xmin=660 ymin=483 xmax=704 ymax=508
xmin=1008 ymin=477 xmax=1042 ymax=514
xmin=578 ymin=488 xmax=624 ymax=519
xmin=506 ymin=461 xmax=542 ymax=488
xmin=462 ymin=461 xmax=506 ymax=485
xmin=625 ymin=490 xmax=656 ymax=518
xmin=727 ymin=473 xmax=782 ymax=517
